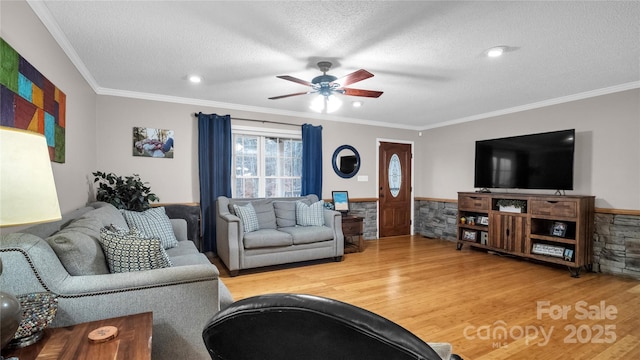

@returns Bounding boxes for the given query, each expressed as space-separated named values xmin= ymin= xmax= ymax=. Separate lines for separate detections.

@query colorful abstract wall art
xmin=1 ymin=38 xmax=66 ymax=163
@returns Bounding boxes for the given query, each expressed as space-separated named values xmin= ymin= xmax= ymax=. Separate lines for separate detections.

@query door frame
xmin=376 ymin=138 xmax=415 ymax=237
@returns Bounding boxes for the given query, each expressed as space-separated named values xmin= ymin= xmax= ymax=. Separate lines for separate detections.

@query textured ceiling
xmin=29 ymin=1 xmax=640 ymax=130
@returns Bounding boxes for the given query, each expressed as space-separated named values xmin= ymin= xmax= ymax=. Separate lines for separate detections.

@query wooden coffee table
xmin=1 ymin=312 xmax=152 ymax=360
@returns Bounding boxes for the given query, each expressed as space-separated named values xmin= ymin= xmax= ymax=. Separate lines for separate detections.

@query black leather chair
xmin=202 ymin=293 xmax=462 ymax=360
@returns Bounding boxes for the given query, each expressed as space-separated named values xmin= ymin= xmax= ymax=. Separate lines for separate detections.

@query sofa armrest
xmin=216 ymin=197 xmax=243 ymax=273
xmin=324 ymin=210 xmax=344 ymax=255
xmin=170 ymin=218 xmax=189 ymax=242
xmin=57 ymin=263 xmax=219 ymax=295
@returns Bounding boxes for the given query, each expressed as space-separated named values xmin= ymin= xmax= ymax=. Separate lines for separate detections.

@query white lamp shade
xmin=0 ymin=127 xmax=61 ymax=227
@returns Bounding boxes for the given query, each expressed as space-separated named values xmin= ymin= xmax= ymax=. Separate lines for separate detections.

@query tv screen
xmin=474 ymin=129 xmax=575 ymax=190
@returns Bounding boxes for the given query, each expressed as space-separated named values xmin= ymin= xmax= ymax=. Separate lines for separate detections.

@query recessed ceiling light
xmin=487 ymin=46 xmax=506 ymax=58
xmin=189 ymin=75 xmax=202 ymax=83
xmin=352 ymin=101 xmax=363 ymax=108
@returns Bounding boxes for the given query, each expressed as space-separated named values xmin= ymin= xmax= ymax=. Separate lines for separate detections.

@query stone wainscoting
xmin=414 ymin=199 xmax=458 ymax=241
xmin=593 ymin=213 xmax=640 ymax=279
xmin=414 ymin=198 xmax=640 ymax=280
xmin=348 ymin=201 xmax=378 ymax=240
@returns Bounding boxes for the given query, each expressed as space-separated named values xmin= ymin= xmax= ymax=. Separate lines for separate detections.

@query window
xmin=232 ymin=126 xmax=302 ymax=198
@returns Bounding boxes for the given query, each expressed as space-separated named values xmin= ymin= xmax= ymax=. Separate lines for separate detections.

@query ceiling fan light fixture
xmin=309 ymin=95 xmax=325 ymax=112
xmin=487 ymin=46 xmax=506 ymax=58
xmin=352 ymin=101 xmax=363 ymax=108
xmin=326 ymin=95 xmax=342 ymax=113
xmin=310 ymin=94 xmax=341 ymax=113
xmin=189 ymin=75 xmax=202 ymax=83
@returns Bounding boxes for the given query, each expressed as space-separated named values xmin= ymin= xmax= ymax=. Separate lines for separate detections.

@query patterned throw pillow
xmin=296 ymin=200 xmax=325 ymax=226
xmin=121 ymin=207 xmax=179 ymax=249
xmin=233 ymin=203 xmax=260 ymax=233
xmin=99 ymin=227 xmax=172 ymax=273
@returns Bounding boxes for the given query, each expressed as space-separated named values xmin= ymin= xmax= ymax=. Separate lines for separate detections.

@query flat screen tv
xmin=474 ymin=129 xmax=575 ymax=191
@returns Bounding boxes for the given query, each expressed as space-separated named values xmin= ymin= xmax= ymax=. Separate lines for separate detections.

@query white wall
xmin=415 ymin=89 xmax=640 ymax=210
xmin=95 ymin=95 xmax=418 ymax=203
xmin=1 ymin=0 xmax=97 ymax=216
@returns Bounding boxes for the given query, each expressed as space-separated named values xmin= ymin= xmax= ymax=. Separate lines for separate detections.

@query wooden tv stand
xmin=456 ymin=192 xmax=595 ymax=277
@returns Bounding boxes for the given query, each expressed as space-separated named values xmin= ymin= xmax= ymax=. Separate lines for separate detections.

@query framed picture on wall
xmin=133 ymin=127 xmax=174 ymax=158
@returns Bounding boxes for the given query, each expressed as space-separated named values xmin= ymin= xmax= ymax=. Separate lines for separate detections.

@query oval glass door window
xmin=388 ymin=154 xmax=401 ymax=197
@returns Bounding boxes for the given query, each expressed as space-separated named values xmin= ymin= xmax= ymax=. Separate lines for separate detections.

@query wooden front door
xmin=378 ymin=142 xmax=412 ymax=237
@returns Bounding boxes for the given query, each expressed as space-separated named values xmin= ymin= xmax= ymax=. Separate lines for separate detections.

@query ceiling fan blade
xmin=342 ymin=88 xmax=383 ymax=98
xmin=276 ymin=75 xmax=313 ymax=87
xmin=268 ymin=91 xmax=313 ymax=100
xmin=333 ymin=69 xmax=374 ymax=87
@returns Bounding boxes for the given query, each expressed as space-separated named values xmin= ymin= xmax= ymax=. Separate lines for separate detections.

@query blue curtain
xmin=198 ymin=113 xmax=232 ymax=253
xmin=301 ymin=124 xmax=323 ymax=198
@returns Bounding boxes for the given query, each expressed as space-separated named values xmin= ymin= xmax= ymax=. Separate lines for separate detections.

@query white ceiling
xmin=29 ymin=1 xmax=640 ymax=130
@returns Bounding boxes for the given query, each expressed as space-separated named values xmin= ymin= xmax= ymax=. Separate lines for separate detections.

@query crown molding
xmin=421 ymin=81 xmax=640 ymax=131
xmin=27 ymin=0 xmax=100 ymax=91
xmin=95 ymin=86 xmax=422 ymax=131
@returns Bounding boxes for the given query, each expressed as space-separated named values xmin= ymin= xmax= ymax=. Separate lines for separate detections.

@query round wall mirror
xmin=332 ymin=145 xmax=360 ymax=179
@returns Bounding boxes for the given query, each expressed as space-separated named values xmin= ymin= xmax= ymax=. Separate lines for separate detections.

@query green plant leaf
xmin=92 ymin=171 xmax=159 ymax=211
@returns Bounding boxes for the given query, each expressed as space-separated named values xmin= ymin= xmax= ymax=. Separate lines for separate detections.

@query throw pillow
xmin=296 ymin=200 xmax=325 ymax=227
xmin=121 ymin=207 xmax=179 ymax=249
xmin=233 ymin=203 xmax=260 ymax=233
xmin=274 ymin=201 xmax=296 ymax=228
xmin=46 ymin=217 xmax=110 ymax=275
xmin=99 ymin=227 xmax=172 ymax=273
xmin=251 ymin=199 xmax=277 ymax=230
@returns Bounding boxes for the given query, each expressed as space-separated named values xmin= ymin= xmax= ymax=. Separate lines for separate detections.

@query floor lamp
xmin=0 ymin=126 xmax=61 ymax=349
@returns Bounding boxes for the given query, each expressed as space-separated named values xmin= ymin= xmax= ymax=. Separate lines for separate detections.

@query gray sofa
xmin=216 ymin=195 xmax=344 ymax=276
xmin=0 ymin=202 xmax=233 ymax=360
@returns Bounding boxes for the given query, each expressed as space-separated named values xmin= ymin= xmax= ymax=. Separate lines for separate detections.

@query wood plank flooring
xmin=211 ymin=236 xmax=640 ymax=359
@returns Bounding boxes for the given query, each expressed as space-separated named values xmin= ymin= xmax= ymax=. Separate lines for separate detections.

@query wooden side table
xmin=1 ymin=312 xmax=152 ymax=360
xmin=342 ymin=214 xmax=364 ymax=253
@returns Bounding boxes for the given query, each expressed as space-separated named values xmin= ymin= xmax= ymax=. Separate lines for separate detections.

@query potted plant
xmin=93 ymin=171 xmax=159 ymax=211
xmin=496 ymin=199 xmax=526 ymax=213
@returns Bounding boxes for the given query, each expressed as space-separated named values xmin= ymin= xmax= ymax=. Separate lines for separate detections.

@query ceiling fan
xmin=268 ymin=61 xmax=383 ymax=100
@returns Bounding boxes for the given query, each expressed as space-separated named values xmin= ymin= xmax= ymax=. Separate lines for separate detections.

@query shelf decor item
xmin=532 ymin=243 xmax=565 ymax=258
xmin=0 ymin=127 xmax=62 ymax=350
xmin=478 ymin=216 xmax=489 ymax=225
xmin=563 ymin=248 xmax=575 ymax=262
xmin=462 ymin=229 xmax=477 ymax=241
xmin=480 ymin=231 xmax=489 ymax=245
xmin=551 ymin=222 xmax=567 ymax=237
xmin=496 ymin=199 xmax=527 ymax=213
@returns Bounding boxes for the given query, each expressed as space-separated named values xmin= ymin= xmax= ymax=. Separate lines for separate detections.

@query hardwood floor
xmin=211 ymin=236 xmax=640 ymax=359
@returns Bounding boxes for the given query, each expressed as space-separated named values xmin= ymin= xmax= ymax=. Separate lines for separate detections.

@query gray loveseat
xmin=0 ymin=202 xmax=233 ymax=360
xmin=216 ymin=195 xmax=344 ymax=276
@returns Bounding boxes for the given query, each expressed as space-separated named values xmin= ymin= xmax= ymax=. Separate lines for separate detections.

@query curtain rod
xmin=193 ymin=113 xmax=299 ymax=127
